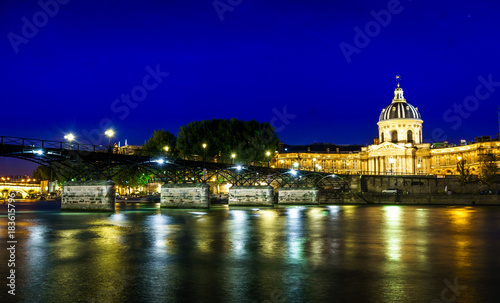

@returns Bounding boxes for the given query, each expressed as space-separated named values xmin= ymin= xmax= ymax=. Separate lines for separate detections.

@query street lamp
xmin=231 ymin=153 xmax=236 ymax=164
xmin=280 ymin=159 xmax=284 ymax=168
xmin=164 ymin=145 xmax=169 ymax=156
xmin=105 ymin=129 xmax=115 ymax=152
xmin=293 ymin=162 xmax=299 ymax=169
xmin=456 ymin=155 xmax=468 ymax=176
xmin=202 ymin=143 xmax=207 ymax=162
xmin=313 ymin=158 xmax=317 ymax=172
xmin=64 ymin=133 xmax=75 ymax=150
xmin=389 ymin=157 xmax=395 ymax=175
xmin=266 ymin=150 xmax=271 ymax=167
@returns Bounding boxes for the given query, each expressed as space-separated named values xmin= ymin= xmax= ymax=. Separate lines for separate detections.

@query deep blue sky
xmin=1 ymin=0 xmax=500 ymax=175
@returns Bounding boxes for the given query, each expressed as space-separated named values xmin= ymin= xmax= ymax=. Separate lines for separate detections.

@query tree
xmin=456 ymin=158 xmax=473 ymax=185
xmin=114 ymin=166 xmax=151 ymax=188
xmin=176 ymin=119 xmax=280 ymax=163
xmin=32 ymin=165 xmax=55 ymax=181
xmin=478 ymin=152 xmax=498 ymax=187
xmin=138 ymin=129 xmax=176 ymax=158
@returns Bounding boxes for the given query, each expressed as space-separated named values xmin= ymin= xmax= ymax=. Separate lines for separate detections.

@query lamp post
xmin=231 ymin=153 xmax=236 ymax=164
xmin=202 ymin=143 xmax=207 ymax=162
xmin=389 ymin=157 xmax=395 ymax=175
xmin=64 ymin=133 xmax=75 ymax=150
xmin=313 ymin=158 xmax=317 ymax=172
xmin=293 ymin=161 xmax=299 ymax=170
xmin=105 ymin=129 xmax=115 ymax=153
xmin=164 ymin=146 xmax=169 ymax=157
xmin=280 ymin=159 xmax=284 ymax=168
xmin=266 ymin=151 xmax=271 ymax=167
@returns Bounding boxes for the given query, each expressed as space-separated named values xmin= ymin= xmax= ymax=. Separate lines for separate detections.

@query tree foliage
xmin=138 ymin=129 xmax=177 ymax=158
xmin=113 ymin=166 xmax=152 ymax=189
xmin=176 ymin=119 xmax=280 ymax=163
xmin=478 ymin=152 xmax=498 ymax=186
xmin=32 ymin=165 xmax=55 ymax=181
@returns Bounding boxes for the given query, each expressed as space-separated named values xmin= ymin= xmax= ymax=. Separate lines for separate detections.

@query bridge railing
xmin=0 ymin=136 xmax=107 ymax=152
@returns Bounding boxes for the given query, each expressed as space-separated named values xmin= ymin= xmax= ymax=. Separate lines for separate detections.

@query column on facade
xmin=379 ymin=156 xmax=383 ymax=175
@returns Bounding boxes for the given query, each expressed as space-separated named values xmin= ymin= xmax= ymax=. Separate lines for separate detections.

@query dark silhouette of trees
xmin=478 ymin=151 xmax=498 ymax=187
xmin=176 ymin=119 xmax=279 ymax=163
xmin=137 ymin=129 xmax=176 ymax=158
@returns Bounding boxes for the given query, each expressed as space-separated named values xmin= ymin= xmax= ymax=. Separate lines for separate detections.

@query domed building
xmin=273 ymin=80 xmax=499 ymax=177
xmin=378 ymin=83 xmax=423 ymax=144
xmin=361 ymin=83 xmax=431 ymax=175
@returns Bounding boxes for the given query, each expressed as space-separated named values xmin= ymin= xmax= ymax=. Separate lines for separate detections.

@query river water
xmin=1 ymin=203 xmax=500 ymax=302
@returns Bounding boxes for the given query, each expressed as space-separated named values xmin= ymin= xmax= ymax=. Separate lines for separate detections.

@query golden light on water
xmin=384 ymin=206 xmax=402 ymax=261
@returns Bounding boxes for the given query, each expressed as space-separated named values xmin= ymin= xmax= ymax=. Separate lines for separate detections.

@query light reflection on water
xmin=1 ymin=204 xmax=500 ymax=302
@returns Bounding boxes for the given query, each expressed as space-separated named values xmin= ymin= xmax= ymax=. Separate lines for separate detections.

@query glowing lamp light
xmin=64 ymin=133 xmax=75 ymax=142
xmin=290 ymin=169 xmax=298 ymax=176
xmin=155 ymin=159 xmax=165 ymax=164
xmin=236 ymin=165 xmax=242 ymax=171
xmin=202 ymin=143 xmax=207 ymax=149
xmin=231 ymin=153 xmax=236 ymax=159
xmin=266 ymin=151 xmax=271 ymax=156
xmin=105 ymin=129 xmax=115 ymax=138
xmin=34 ymin=149 xmax=44 ymax=155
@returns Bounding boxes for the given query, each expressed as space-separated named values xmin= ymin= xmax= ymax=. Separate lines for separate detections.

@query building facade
xmin=274 ymin=84 xmax=499 ymax=176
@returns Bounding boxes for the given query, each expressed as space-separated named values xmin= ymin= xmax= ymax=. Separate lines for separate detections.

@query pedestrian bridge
xmin=1 ymin=135 xmax=353 ymax=210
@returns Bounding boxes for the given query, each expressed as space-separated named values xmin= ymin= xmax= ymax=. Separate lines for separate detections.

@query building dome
xmin=378 ymin=84 xmax=421 ymax=122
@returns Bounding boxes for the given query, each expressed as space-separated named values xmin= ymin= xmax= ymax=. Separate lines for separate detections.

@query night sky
xmin=1 ymin=0 xmax=500 ymax=175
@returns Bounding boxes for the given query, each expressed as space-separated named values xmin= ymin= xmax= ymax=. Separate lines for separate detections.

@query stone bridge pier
xmin=277 ymin=187 xmax=319 ymax=205
xmin=229 ymin=186 xmax=274 ymax=206
xmin=160 ymin=183 xmax=210 ymax=209
xmin=62 ymin=180 xmax=116 ymax=211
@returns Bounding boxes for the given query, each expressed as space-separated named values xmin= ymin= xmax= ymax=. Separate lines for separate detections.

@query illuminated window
xmin=436 ymin=156 xmax=440 ymax=166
